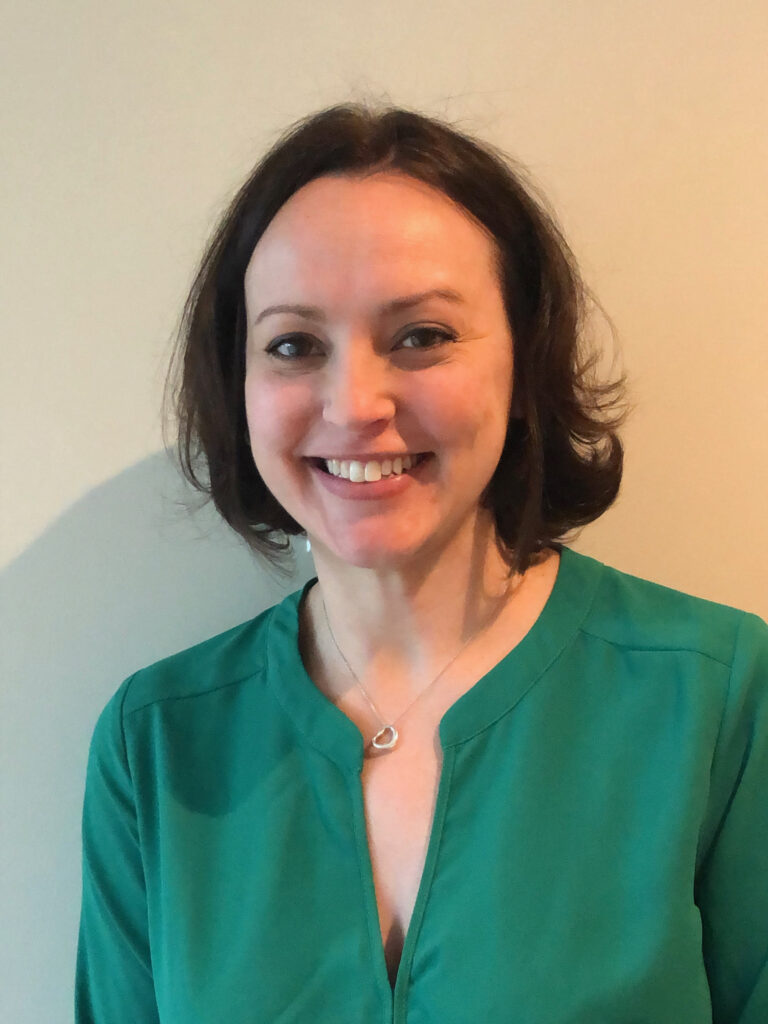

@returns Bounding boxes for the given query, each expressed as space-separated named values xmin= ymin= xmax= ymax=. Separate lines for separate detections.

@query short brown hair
xmin=164 ymin=102 xmax=629 ymax=576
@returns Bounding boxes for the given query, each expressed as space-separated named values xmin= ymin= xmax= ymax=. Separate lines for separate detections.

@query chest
xmin=359 ymin=736 xmax=443 ymax=986
xmin=148 ymin=648 xmax=718 ymax=1021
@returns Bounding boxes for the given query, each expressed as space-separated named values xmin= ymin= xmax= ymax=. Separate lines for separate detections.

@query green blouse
xmin=75 ymin=547 xmax=768 ymax=1022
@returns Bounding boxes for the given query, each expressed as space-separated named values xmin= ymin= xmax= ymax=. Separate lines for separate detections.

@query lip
xmin=308 ymin=452 xmax=433 ymax=500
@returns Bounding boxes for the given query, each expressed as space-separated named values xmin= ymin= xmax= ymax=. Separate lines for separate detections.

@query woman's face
xmin=243 ymin=171 xmax=515 ymax=570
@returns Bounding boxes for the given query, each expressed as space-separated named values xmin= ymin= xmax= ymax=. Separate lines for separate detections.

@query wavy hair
xmin=164 ymin=101 xmax=629 ymax=576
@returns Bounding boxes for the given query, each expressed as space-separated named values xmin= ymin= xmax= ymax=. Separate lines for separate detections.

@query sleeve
xmin=75 ymin=676 xmax=161 ymax=1024
xmin=696 ymin=612 xmax=768 ymax=1024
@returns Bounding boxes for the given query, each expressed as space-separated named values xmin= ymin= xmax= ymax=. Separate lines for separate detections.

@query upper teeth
xmin=325 ymin=454 xmax=419 ymax=481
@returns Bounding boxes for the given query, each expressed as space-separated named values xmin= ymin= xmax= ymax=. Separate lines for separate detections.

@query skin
xmin=243 ymin=171 xmax=557 ymax=708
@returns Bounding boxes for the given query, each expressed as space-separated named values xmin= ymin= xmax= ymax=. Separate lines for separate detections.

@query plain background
xmin=2 ymin=2 xmax=767 ymax=1021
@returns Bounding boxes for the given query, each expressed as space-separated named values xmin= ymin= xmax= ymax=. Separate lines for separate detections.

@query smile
xmin=310 ymin=453 xmax=430 ymax=482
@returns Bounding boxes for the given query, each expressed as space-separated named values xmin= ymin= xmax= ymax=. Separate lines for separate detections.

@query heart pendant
xmin=370 ymin=725 xmax=398 ymax=750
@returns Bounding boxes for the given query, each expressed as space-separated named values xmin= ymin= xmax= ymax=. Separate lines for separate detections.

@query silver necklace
xmin=319 ymin=575 xmax=519 ymax=756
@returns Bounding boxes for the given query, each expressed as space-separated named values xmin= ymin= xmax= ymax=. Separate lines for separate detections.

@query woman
xmin=76 ymin=103 xmax=768 ymax=1023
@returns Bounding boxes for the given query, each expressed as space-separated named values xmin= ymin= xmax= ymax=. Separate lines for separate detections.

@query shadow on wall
xmin=0 ymin=450 xmax=313 ymax=1024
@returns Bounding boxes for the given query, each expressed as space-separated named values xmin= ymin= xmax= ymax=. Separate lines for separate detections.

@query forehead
xmin=244 ymin=172 xmax=499 ymax=310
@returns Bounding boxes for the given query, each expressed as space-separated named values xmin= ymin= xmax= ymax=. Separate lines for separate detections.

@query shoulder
xmin=568 ymin=548 xmax=767 ymax=670
xmin=110 ymin=585 xmax=305 ymax=722
xmin=84 ymin=581 xmax=311 ymax=784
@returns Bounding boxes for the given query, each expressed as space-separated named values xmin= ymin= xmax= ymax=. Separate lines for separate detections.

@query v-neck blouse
xmin=75 ymin=547 xmax=768 ymax=1023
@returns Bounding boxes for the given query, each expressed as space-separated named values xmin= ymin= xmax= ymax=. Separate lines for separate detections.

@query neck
xmin=301 ymin=514 xmax=541 ymax=707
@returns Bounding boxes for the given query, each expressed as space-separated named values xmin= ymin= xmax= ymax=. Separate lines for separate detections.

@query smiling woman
xmin=242 ymin=171 xmax=517 ymax=571
xmin=75 ymin=103 xmax=768 ymax=1024
xmin=163 ymin=104 xmax=627 ymax=578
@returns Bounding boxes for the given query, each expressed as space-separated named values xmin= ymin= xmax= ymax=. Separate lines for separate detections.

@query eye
xmin=265 ymin=334 xmax=321 ymax=360
xmin=397 ymin=326 xmax=456 ymax=350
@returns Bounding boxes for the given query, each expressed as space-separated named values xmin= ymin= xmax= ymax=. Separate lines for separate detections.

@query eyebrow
xmin=252 ymin=288 xmax=466 ymax=327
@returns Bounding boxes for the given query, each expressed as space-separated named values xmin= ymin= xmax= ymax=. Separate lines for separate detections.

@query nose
xmin=321 ymin=343 xmax=396 ymax=429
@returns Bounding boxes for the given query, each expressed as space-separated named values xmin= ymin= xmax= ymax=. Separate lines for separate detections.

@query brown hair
xmin=164 ymin=101 xmax=629 ymax=576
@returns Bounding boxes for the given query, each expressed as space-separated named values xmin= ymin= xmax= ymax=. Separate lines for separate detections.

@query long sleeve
xmin=696 ymin=612 xmax=768 ymax=1024
xmin=75 ymin=675 xmax=160 ymax=1024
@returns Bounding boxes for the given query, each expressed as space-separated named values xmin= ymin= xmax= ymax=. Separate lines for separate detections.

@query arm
xmin=75 ymin=676 xmax=161 ymax=1024
xmin=697 ymin=612 xmax=768 ymax=1024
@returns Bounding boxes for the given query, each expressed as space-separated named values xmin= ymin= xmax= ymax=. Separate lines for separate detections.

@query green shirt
xmin=76 ymin=547 xmax=768 ymax=1022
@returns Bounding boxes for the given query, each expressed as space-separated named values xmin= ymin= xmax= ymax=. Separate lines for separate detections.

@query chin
xmin=317 ymin=530 xmax=428 ymax=570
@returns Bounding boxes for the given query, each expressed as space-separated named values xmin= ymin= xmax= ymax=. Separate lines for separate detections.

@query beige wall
xmin=2 ymin=1 xmax=766 ymax=1020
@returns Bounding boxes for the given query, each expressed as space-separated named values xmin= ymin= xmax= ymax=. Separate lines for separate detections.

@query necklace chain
xmin=319 ymin=574 xmax=520 ymax=755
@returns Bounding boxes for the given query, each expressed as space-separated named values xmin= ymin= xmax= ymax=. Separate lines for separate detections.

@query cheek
xmin=424 ymin=365 xmax=510 ymax=446
xmin=244 ymin=374 xmax=314 ymax=462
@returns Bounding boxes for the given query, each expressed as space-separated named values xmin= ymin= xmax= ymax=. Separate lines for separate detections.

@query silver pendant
xmin=370 ymin=725 xmax=398 ymax=751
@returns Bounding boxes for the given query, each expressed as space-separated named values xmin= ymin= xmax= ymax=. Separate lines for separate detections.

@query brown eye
xmin=266 ymin=335 xmax=320 ymax=360
xmin=397 ymin=327 xmax=456 ymax=350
